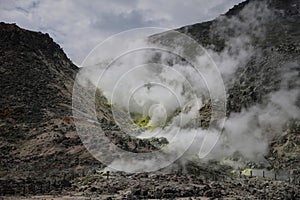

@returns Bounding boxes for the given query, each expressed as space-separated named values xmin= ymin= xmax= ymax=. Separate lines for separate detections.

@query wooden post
xmin=23 ymin=184 xmax=26 ymax=195
xmin=40 ymin=182 xmax=43 ymax=194
xmin=53 ymin=179 xmax=57 ymax=190
xmin=48 ymin=180 xmax=51 ymax=193
xmin=106 ymin=171 xmax=110 ymax=179
xmin=72 ymin=170 xmax=75 ymax=179
xmin=263 ymin=171 xmax=265 ymax=178
xmin=22 ymin=180 xmax=26 ymax=195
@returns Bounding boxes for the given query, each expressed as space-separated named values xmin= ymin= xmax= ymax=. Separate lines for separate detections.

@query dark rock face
xmin=0 ymin=22 xmax=103 ymax=194
xmin=176 ymin=0 xmax=300 ymax=114
xmin=0 ymin=23 xmax=76 ymax=150
xmin=0 ymin=22 xmax=77 ymax=124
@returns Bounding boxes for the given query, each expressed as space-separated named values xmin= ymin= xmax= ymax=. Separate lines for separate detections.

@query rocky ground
xmin=1 ymin=169 xmax=299 ymax=199
xmin=70 ymin=173 xmax=299 ymax=199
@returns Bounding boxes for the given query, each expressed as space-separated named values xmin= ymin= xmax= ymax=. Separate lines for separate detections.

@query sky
xmin=0 ymin=0 xmax=243 ymax=65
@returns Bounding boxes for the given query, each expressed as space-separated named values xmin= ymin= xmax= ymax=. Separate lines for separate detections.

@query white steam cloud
xmin=74 ymin=1 xmax=300 ymax=172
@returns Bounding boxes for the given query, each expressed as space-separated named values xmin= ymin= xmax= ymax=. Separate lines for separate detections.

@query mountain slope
xmin=175 ymin=0 xmax=300 ymax=112
xmin=0 ymin=22 xmax=163 ymax=195
xmin=176 ymin=0 xmax=300 ymax=168
xmin=0 ymin=22 xmax=99 ymax=178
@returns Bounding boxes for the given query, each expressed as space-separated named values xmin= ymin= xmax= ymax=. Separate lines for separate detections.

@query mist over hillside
xmin=76 ymin=0 xmax=299 ymax=169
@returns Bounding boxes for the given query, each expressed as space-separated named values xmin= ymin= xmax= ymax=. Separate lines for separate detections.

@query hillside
xmin=179 ymin=0 xmax=300 ymax=171
xmin=0 ymin=22 xmax=164 ymax=196
xmin=187 ymin=0 xmax=300 ymax=168
xmin=150 ymin=0 xmax=300 ymax=169
xmin=0 ymin=22 xmax=100 ymax=193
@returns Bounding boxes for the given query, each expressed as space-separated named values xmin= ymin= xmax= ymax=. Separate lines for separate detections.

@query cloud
xmin=92 ymin=10 xmax=157 ymax=31
xmin=0 ymin=0 xmax=243 ymax=65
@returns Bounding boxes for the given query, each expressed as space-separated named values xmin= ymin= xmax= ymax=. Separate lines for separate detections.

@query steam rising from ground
xmin=75 ymin=1 xmax=300 ymax=171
